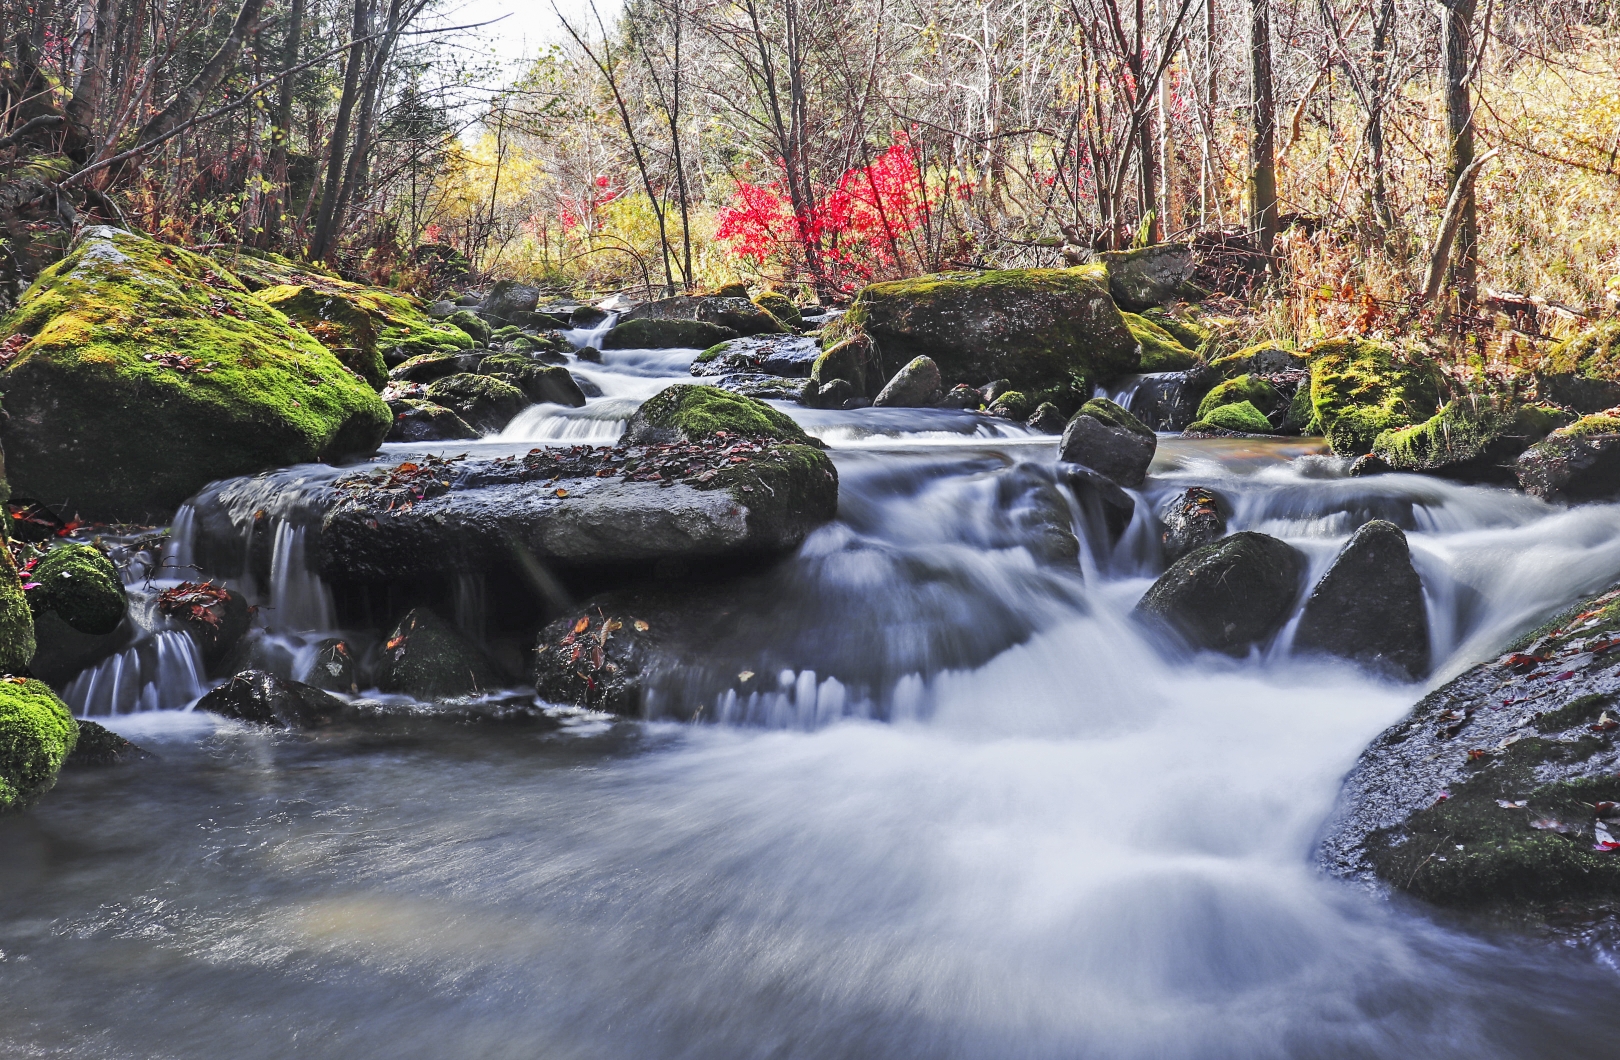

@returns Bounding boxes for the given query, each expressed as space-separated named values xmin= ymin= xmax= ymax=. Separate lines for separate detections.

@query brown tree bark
xmin=266 ymin=0 xmax=306 ymax=244
xmin=1248 ymin=0 xmax=1279 ymax=271
xmin=309 ymin=0 xmax=373 ymax=260
xmin=1438 ymin=0 xmax=1477 ymax=308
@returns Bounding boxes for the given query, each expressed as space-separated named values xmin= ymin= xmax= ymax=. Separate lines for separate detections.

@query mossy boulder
xmin=0 ymin=677 xmax=76 ymax=811
xmin=1134 ymin=531 xmax=1305 ymax=655
xmin=476 ymin=354 xmax=586 ymax=407
xmin=625 ymin=294 xmax=785 ymax=337
xmin=836 ymin=266 xmax=1138 ymax=400
xmin=873 ymin=356 xmax=943 ymax=408
xmin=389 ymin=351 xmax=465 ymax=384
xmin=1059 ymin=397 xmax=1157 ymax=487
xmin=0 ymin=541 xmax=35 ymax=674
xmin=1307 ymin=338 xmax=1440 ymax=456
xmin=257 ymin=284 xmax=389 ymax=389
xmin=753 ymin=291 xmax=801 ymax=329
xmin=206 ymin=248 xmax=340 ymax=291
xmin=480 ymin=280 xmax=541 ymax=323
xmin=1293 ymin=519 xmax=1429 ymax=680
xmin=27 ymin=543 xmax=125 ymax=635
xmin=1209 ymin=341 xmax=1305 ymax=379
xmin=622 ymin=384 xmax=812 ymax=446
xmin=378 ymin=608 xmax=504 ymax=699
xmin=987 ymin=390 xmax=1034 ymax=420
xmin=1096 ymin=243 xmax=1198 ymax=310
xmin=1139 ymin=307 xmax=1210 ymax=352
xmin=384 ymin=399 xmax=478 ymax=443
xmin=810 ymin=331 xmax=884 ymax=397
xmin=1535 ymin=321 xmax=1620 ymax=413
xmin=254 ymin=272 xmax=473 ymax=369
xmin=1195 ymin=374 xmax=1281 ymax=422
xmin=424 ymin=373 xmax=527 ymax=434
xmin=1371 ymin=396 xmax=1569 ymax=483
xmin=1123 ymin=311 xmax=1199 ymax=372
xmin=604 ymin=317 xmax=738 ymax=350
xmin=0 ymin=227 xmax=391 ymax=522
xmin=445 ymin=309 xmax=491 ymax=345
xmin=1516 ymin=414 xmax=1620 ymax=502
xmin=1188 ymin=400 xmax=1274 ymax=434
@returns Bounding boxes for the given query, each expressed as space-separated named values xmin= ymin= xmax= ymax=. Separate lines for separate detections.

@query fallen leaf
xmin=554 ymin=488 xmax=569 ymax=498
xmin=1468 ymin=749 xmax=1489 ymax=761
xmin=738 ymin=670 xmax=755 ymax=682
xmin=1596 ymin=822 xmax=1620 ymax=851
xmin=1531 ymin=818 xmax=1571 ymax=833
xmin=633 ymin=620 xmax=649 ymax=632
xmin=573 ymin=616 xmax=590 ymax=634
xmin=1592 ymin=711 xmax=1619 ymax=732
xmin=603 ymin=619 xmax=622 ymax=632
xmin=1497 ymin=799 xmax=1528 ymax=809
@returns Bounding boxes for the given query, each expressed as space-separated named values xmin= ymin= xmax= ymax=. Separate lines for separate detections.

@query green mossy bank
xmin=0 ymin=227 xmax=391 ymax=521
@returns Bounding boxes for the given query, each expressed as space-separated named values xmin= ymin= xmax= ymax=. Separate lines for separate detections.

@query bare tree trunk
xmin=1248 ymin=0 xmax=1279 ymax=271
xmin=310 ymin=0 xmax=373 ymax=261
xmin=60 ymin=0 xmax=117 ymax=162
xmin=1366 ymin=0 xmax=1395 ymax=235
xmin=1438 ymin=0 xmax=1477 ymax=308
xmin=332 ymin=0 xmax=410 ymax=249
xmin=266 ymin=0 xmax=305 ymax=245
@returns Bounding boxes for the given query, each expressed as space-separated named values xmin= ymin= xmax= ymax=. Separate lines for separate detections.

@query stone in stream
xmin=987 ymin=390 xmax=1034 ymax=421
xmin=938 ymin=384 xmax=982 ymax=409
xmin=1025 ymin=402 xmax=1066 ymax=435
xmin=1157 ymin=487 xmax=1225 ymax=564
xmin=1094 ymin=243 xmax=1198 ymax=311
xmin=305 ymin=637 xmax=359 ymax=694
xmin=378 ymin=609 xmax=504 ymax=700
xmin=1318 ymin=582 xmax=1620 ymax=930
xmin=389 ymin=351 xmax=468 ymax=383
xmin=196 ymin=669 xmax=350 ymax=728
xmin=423 ymin=373 xmax=527 ymax=434
xmin=1305 ymin=337 xmax=1440 ymax=456
xmin=603 ymin=317 xmax=738 ymax=350
xmin=1369 ymin=396 xmax=1568 ymax=484
xmin=1060 ymin=465 xmax=1135 ymax=547
xmin=1515 ymin=413 xmax=1620 ymax=503
xmin=873 ymin=356 xmax=944 ymax=408
xmin=1058 ymin=398 xmax=1157 ymax=488
xmin=480 ymin=279 xmax=541 ymax=323
xmin=623 ymin=294 xmax=786 ymax=337
xmin=476 ymin=354 xmax=587 ymax=407
xmin=384 ymin=398 xmax=479 ymax=443
xmin=810 ymin=331 xmax=884 ymax=398
xmin=0 ymin=227 xmax=392 ymax=522
xmin=26 ymin=543 xmax=128 ymax=685
xmin=1293 ymin=519 xmax=1430 ymax=680
xmin=803 ymin=378 xmax=854 ymax=409
xmin=63 ymin=719 xmax=151 ymax=767
xmin=1133 ymin=531 xmax=1306 ymax=656
xmin=690 ymin=334 xmax=820 ymax=378
xmin=155 ymin=581 xmax=251 ymax=670
xmin=0 ymin=678 xmax=78 ymax=811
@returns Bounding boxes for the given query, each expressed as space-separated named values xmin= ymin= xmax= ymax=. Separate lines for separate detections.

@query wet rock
xmin=577 ymin=345 xmax=603 ymax=363
xmin=480 ymin=280 xmax=541 ymax=322
xmin=384 ymin=399 xmax=478 ymax=442
xmin=811 ymin=330 xmax=883 ymax=397
xmin=1349 ymin=454 xmax=1392 ymax=477
xmin=1096 ymin=243 xmax=1197 ymax=311
xmin=196 ymin=669 xmax=350 ymax=728
xmin=938 ymin=384 xmax=982 ymax=410
xmin=603 ymin=317 xmax=737 ymax=350
xmin=476 ymin=354 xmax=587 ymax=407
xmin=515 ymin=310 xmax=572 ymax=331
xmin=803 ymin=378 xmax=853 ymax=409
xmin=1026 ymin=402 xmax=1066 ymax=434
xmin=305 ymin=637 xmax=358 ymax=694
xmin=622 ymin=384 xmax=812 ymax=446
xmin=0 ymin=678 xmax=77 ymax=811
xmin=873 ymin=356 xmax=943 ymax=408
xmin=156 ymin=581 xmax=251 ymax=669
xmin=378 ymin=609 xmax=503 ymax=699
xmin=1133 ymin=531 xmax=1306 ymax=655
xmin=833 ymin=266 xmax=1138 ymax=403
xmin=690 ymin=334 xmax=819 ymax=378
xmin=1534 ymin=321 xmax=1620 ymax=413
xmin=1307 ymin=337 xmax=1440 ymax=456
xmin=1319 ymin=583 xmax=1620 ymax=927
xmin=1062 ymin=465 xmax=1136 ymax=546
xmin=1119 ymin=366 xmax=1217 ymax=431
xmin=1059 ymin=398 xmax=1157 ymax=487
xmin=624 ymin=294 xmax=786 ymax=337
xmin=1371 ymin=396 xmax=1569 ymax=483
xmin=389 ymin=351 xmax=466 ymax=383
xmin=27 ymin=544 xmax=125 ymax=636
xmin=980 ymin=378 xmax=1014 ymax=403
xmin=0 ymin=227 xmax=391 ymax=522
xmin=987 ymin=390 xmax=1034 ymax=421
xmin=427 ymin=300 xmax=456 ymax=318
xmin=423 ymin=373 xmax=527 ymax=434
xmin=1516 ymin=414 xmax=1620 ymax=502
xmin=753 ymin=290 xmax=802 ymax=330
xmin=63 ymin=719 xmax=150 ymax=766
xmin=1293 ymin=519 xmax=1429 ymax=679
xmin=1000 ymin=464 xmax=1080 ymax=564
xmin=1158 ymin=487 xmax=1225 ymax=563
xmin=710 ymin=374 xmax=807 ymax=402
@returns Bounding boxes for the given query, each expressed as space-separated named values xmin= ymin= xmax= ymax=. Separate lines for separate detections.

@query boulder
xmin=384 ymin=399 xmax=478 ymax=442
xmin=1122 ymin=311 xmax=1199 ymax=371
xmin=1133 ymin=531 xmax=1306 ymax=655
xmin=1115 ymin=365 xmax=1217 ymax=432
xmin=1158 ymin=487 xmax=1225 ymax=563
xmin=63 ymin=719 xmax=148 ymax=766
xmin=603 ymin=317 xmax=737 ymax=350
xmin=0 ymin=228 xmax=391 ymax=522
xmin=1096 ymin=243 xmax=1197 ymax=310
xmin=423 ymin=373 xmax=527 ymax=434
xmin=753 ymin=291 xmax=802 ymax=329
xmin=871 ymin=356 xmax=943 ymax=408
xmin=476 ymin=354 xmax=587 ymax=407
xmin=389 ymin=351 xmax=469 ymax=384
xmin=1307 ymin=337 xmax=1440 ymax=456
xmin=623 ymin=294 xmax=785 ymax=337
xmin=480 ymin=280 xmax=541 ymax=323
xmin=257 ymin=285 xmax=389 ymax=389
xmin=803 ymin=378 xmax=853 ymax=409
xmin=939 ymin=384 xmax=982 ymax=410
xmin=0 ymin=678 xmax=77 ymax=811
xmin=25 ymin=543 xmax=126 ymax=678
xmin=195 ymin=670 xmax=349 ymax=728
xmin=571 ymin=306 xmax=609 ymax=329
xmin=1195 ymin=374 xmax=1282 ymax=422
xmin=1139 ymin=306 xmax=1211 ymax=351
xmin=622 ymin=383 xmax=811 ymax=446
xmin=987 ymin=391 xmax=1034 ymax=421
xmin=834 ymin=266 xmax=1138 ymax=401
xmin=378 ymin=609 xmax=503 ymax=699
xmin=1059 ymin=398 xmax=1157 ymax=487
xmin=1293 ymin=519 xmax=1429 ymax=679
xmin=444 ymin=309 xmax=491 ymax=345
xmin=1209 ymin=341 xmax=1306 ymax=378
xmin=810 ymin=331 xmax=884 ymax=397
xmin=1026 ymin=402 xmax=1066 ymax=434
xmin=1188 ymin=400 xmax=1273 ymax=435
xmin=710 ymin=374 xmax=807 ymax=402
xmin=1371 ymin=396 xmax=1568 ymax=483
xmin=257 ymin=277 xmax=472 ymax=370
xmin=1534 ymin=321 xmax=1620 ymax=413
xmin=305 ymin=637 xmax=359 ymax=694
xmin=155 ymin=581 xmax=251 ymax=669
xmin=691 ymin=334 xmax=820 ymax=378
xmin=1516 ymin=413 xmax=1620 ymax=502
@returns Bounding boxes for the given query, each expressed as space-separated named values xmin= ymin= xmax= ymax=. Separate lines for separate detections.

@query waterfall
xmin=157 ymin=503 xmax=199 ymax=583
xmin=266 ymin=519 xmax=335 ymax=634
xmin=62 ymin=629 xmax=206 ymax=715
xmin=562 ymin=311 xmax=619 ymax=351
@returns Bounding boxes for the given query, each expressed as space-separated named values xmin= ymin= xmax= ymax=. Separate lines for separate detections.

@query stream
xmin=7 ymin=333 xmax=1620 ymax=1057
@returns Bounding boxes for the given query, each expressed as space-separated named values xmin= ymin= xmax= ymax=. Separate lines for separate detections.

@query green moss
xmin=0 ymin=544 xmax=34 ymax=673
xmin=1122 ymin=311 xmax=1198 ymax=372
xmin=1192 ymin=401 xmax=1274 ymax=434
xmin=29 ymin=544 xmax=124 ymax=635
xmin=0 ymin=227 xmax=390 ymax=521
xmin=1282 ymin=380 xmax=1317 ymax=434
xmin=1553 ymin=413 xmax=1620 ymax=439
xmin=603 ymin=318 xmax=736 ymax=350
xmin=207 ymin=247 xmax=340 ymax=291
xmin=1139 ymin=307 xmax=1210 ymax=351
xmin=696 ymin=342 xmax=729 ymax=363
xmin=1534 ymin=693 xmax=1615 ymax=734
xmin=988 ymin=390 xmax=1033 ymax=420
xmin=1540 ymin=320 xmax=1620 ymax=384
xmin=257 ymin=284 xmax=388 ymax=389
xmin=1209 ymin=341 xmax=1306 ymax=378
xmin=490 ymin=324 xmax=525 ymax=342
xmin=389 ymin=351 xmax=462 ymax=383
xmin=629 ymin=384 xmax=813 ymax=444
xmin=423 ymin=373 xmax=526 ymax=434
xmin=445 ymin=309 xmax=491 ymax=345
xmin=1075 ymin=396 xmax=1152 ymax=436
xmin=753 ymin=291 xmax=801 ymax=329
xmin=1307 ymin=337 xmax=1439 ymax=456
xmin=710 ymin=441 xmax=839 ymax=518
xmin=1372 ymin=397 xmax=1569 ymax=473
xmin=0 ymin=677 xmax=76 ymax=811
xmin=1196 ymin=374 xmax=1279 ymax=421
xmin=477 ymin=355 xmax=584 ymax=406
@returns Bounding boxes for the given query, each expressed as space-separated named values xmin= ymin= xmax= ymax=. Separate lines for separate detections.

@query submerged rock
xmin=1062 ymin=465 xmax=1136 ymax=546
xmin=1133 ymin=531 xmax=1305 ymax=655
xmin=196 ymin=669 xmax=349 ymax=728
xmin=1516 ymin=413 xmax=1620 ymax=503
xmin=0 ymin=227 xmax=391 ymax=522
xmin=873 ymin=356 xmax=943 ymax=408
xmin=1158 ymin=487 xmax=1225 ymax=563
xmin=1293 ymin=519 xmax=1429 ymax=680
xmin=1058 ymin=398 xmax=1157 ymax=487
xmin=378 ymin=609 xmax=504 ymax=700
xmin=0 ymin=678 xmax=77 ymax=811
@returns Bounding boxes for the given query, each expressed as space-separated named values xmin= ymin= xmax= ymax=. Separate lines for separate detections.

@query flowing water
xmin=9 ymin=339 xmax=1620 ymax=1057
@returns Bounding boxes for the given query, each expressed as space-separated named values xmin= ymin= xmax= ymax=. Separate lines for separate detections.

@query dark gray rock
xmin=480 ymin=280 xmax=541 ymax=322
xmin=64 ymin=719 xmax=151 ymax=766
xmin=804 ymin=378 xmax=853 ymax=409
xmin=1062 ymin=464 xmax=1136 ymax=547
xmin=384 ymin=399 xmax=478 ymax=442
xmin=1516 ymin=432 xmax=1620 ymax=503
xmin=571 ymin=306 xmax=608 ymax=329
xmin=1059 ymin=398 xmax=1157 ymax=487
xmin=1158 ymin=486 xmax=1225 ymax=563
xmin=690 ymin=334 xmax=820 ymax=378
xmin=305 ymin=637 xmax=358 ymax=694
xmin=938 ymin=384 xmax=981 ymax=409
xmin=873 ymin=356 xmax=943 ymax=408
xmin=1348 ymin=454 xmax=1392 ymax=477
xmin=603 ymin=318 xmax=737 ymax=350
xmin=196 ymin=670 xmax=350 ymax=728
xmin=711 ymin=374 xmax=807 ymax=401
xmin=1121 ymin=366 xmax=1218 ymax=431
xmin=423 ymin=373 xmax=527 ymax=434
xmin=426 ymin=300 xmax=456 ymax=319
xmin=378 ymin=609 xmax=504 ymax=700
xmin=390 ymin=351 xmax=468 ymax=384
xmin=1096 ymin=243 xmax=1197 ymax=311
xmin=1026 ymin=402 xmax=1066 ymax=434
xmin=624 ymin=294 xmax=785 ymax=337
xmin=477 ymin=354 xmax=587 ymax=407
xmin=1293 ymin=519 xmax=1429 ymax=680
xmin=1133 ymin=531 xmax=1305 ymax=655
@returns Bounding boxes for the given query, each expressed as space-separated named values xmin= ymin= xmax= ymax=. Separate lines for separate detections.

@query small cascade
xmin=563 ymin=311 xmax=619 ymax=351
xmin=1096 ymin=374 xmax=1147 ymax=409
xmin=453 ymin=573 xmax=486 ymax=643
xmin=62 ymin=629 xmax=206 ymax=715
xmin=156 ymin=503 xmax=199 ymax=583
xmin=266 ymin=519 xmax=335 ymax=633
xmin=708 ymin=669 xmax=878 ymax=728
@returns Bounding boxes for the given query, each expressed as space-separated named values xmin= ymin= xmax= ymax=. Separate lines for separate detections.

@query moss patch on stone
xmin=603 ymin=318 xmax=737 ymax=350
xmin=1372 ymin=397 xmax=1569 ymax=477
xmin=1553 ymin=412 xmax=1620 ymax=439
xmin=28 ymin=543 xmax=124 ymax=635
xmin=0 ymin=227 xmax=391 ymax=521
xmin=0 ymin=677 xmax=76 ymax=811
xmin=1074 ymin=396 xmax=1152 ymax=436
xmin=753 ymin=291 xmax=801 ymax=329
xmin=1139 ymin=307 xmax=1210 ymax=351
xmin=0 ymin=543 xmax=35 ymax=673
xmin=624 ymin=384 xmax=812 ymax=445
xmin=424 ymin=373 xmax=526 ymax=434
xmin=1307 ymin=337 xmax=1440 ymax=456
xmin=1123 ymin=311 xmax=1199 ymax=372
xmin=1192 ymin=401 xmax=1273 ymax=434
xmin=1196 ymin=374 xmax=1279 ymax=421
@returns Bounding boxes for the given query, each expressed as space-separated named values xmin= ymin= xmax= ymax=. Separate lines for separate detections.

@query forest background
xmin=5 ymin=0 xmax=1620 ymax=350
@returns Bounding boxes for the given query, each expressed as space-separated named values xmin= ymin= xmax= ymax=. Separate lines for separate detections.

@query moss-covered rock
xmin=603 ymin=317 xmax=738 ymax=350
xmin=64 ymin=718 xmax=145 ymax=766
xmin=1096 ymin=244 xmax=1198 ymax=310
xmin=379 ymin=608 xmax=504 ymax=699
xmin=625 ymin=294 xmax=785 ymax=337
xmin=257 ymin=284 xmax=389 ymax=389
xmin=0 ymin=227 xmax=390 ymax=521
xmin=445 ymin=308 xmax=490 ymax=345
xmin=389 ymin=351 xmax=465 ymax=384
xmin=253 ymin=271 xmax=473 ymax=369
xmin=810 ymin=331 xmax=884 ymax=397
xmin=1134 ymin=531 xmax=1305 ymax=655
xmin=836 ymin=265 xmax=1138 ymax=401
xmin=753 ymin=290 xmax=801 ymax=329
xmin=622 ymin=384 xmax=812 ymax=446
xmin=1371 ymin=396 xmax=1569 ymax=483
xmin=1307 ymin=337 xmax=1440 ymax=456
xmin=872 ymin=356 xmax=943 ymax=408
xmin=1535 ymin=321 xmax=1620 ymax=413
xmin=1123 ymin=311 xmax=1199 ymax=372
xmin=1209 ymin=341 xmax=1306 ymax=379
xmin=1190 ymin=400 xmax=1274 ymax=434
xmin=0 ymin=677 xmax=76 ymax=811
xmin=27 ymin=543 xmax=125 ymax=635
xmin=1059 ymin=397 xmax=1157 ymax=487
xmin=476 ymin=354 xmax=586 ymax=407
xmin=1516 ymin=414 xmax=1620 ymax=502
xmin=424 ymin=373 xmax=527 ymax=434
xmin=0 ymin=541 xmax=35 ymax=674
xmin=987 ymin=390 xmax=1034 ymax=420
xmin=1195 ymin=374 xmax=1281 ymax=422
xmin=1139 ymin=306 xmax=1211 ymax=352
xmin=206 ymin=247 xmax=340 ymax=291
xmin=384 ymin=399 xmax=478 ymax=442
